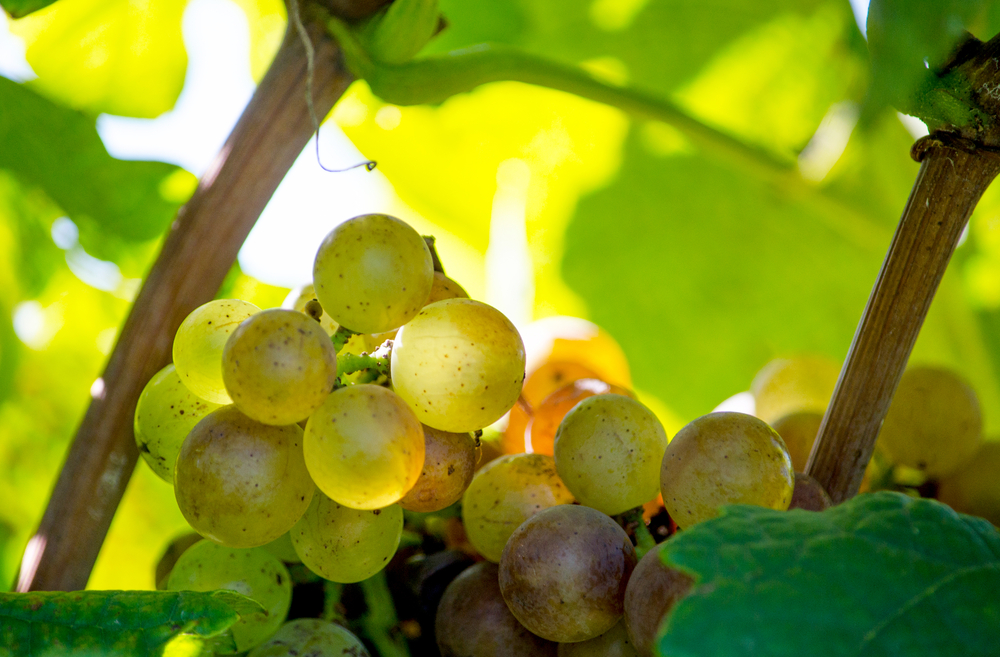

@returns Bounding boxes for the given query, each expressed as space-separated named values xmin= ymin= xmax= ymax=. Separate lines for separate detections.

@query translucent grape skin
xmin=502 ymin=362 xmax=600 ymax=455
xmin=167 ymin=540 xmax=292 ymax=653
xmin=750 ymin=355 xmax=840 ymax=423
xmin=937 ymin=441 xmax=1000 ymax=526
xmin=558 ymin=621 xmax=639 ymax=657
xmin=499 ymin=504 xmax=637 ymax=643
xmin=174 ymin=406 xmax=313 ymax=547
xmin=436 ymin=562 xmax=557 ymax=657
xmin=313 ymin=213 xmax=433 ymax=334
xmin=528 ymin=379 xmax=633 ymax=456
xmin=554 ymin=394 xmax=668 ymax=516
xmin=222 ymin=308 xmax=337 ymax=425
xmin=660 ymin=412 xmax=794 ymax=528
xmin=622 ymin=542 xmax=694 ymax=657
xmin=173 ymin=299 xmax=260 ymax=404
xmin=290 ymin=489 xmax=403 ymax=583
xmin=520 ymin=316 xmax=632 ymax=389
xmin=304 ymin=384 xmax=424 ymax=510
xmin=247 ymin=618 xmax=370 ymax=657
xmin=876 ymin=366 xmax=982 ymax=478
xmin=284 ymin=284 xmax=338 ymax=336
xmin=461 ymin=453 xmax=574 ymax=562
xmin=134 ymin=364 xmax=221 ymax=483
xmin=399 ymin=425 xmax=477 ymax=513
xmin=391 ymin=298 xmax=526 ymax=433
xmin=427 ymin=271 xmax=469 ymax=304
xmin=770 ymin=410 xmax=822 ymax=472
xmin=788 ymin=471 xmax=832 ymax=511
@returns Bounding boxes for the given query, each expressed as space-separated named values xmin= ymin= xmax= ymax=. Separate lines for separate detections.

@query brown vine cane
xmin=16 ymin=2 xmax=370 ymax=592
xmin=806 ymin=32 xmax=1000 ymax=503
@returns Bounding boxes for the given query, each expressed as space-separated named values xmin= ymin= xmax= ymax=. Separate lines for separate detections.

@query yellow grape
xmin=427 ymin=271 xmax=469 ymax=304
xmin=174 ymin=406 xmax=313 ymax=547
xmin=554 ymin=393 xmax=668 ymax=516
xmin=528 ymin=379 xmax=633 ymax=456
xmin=770 ymin=410 xmax=823 ymax=472
xmin=304 ymin=384 xmax=424 ymax=510
xmin=173 ymin=299 xmax=260 ymax=404
xmin=313 ymin=213 xmax=433 ymax=334
xmin=751 ymin=355 xmax=839 ymax=423
xmin=399 ymin=425 xmax=477 ymax=513
xmin=291 ymin=490 xmax=403 ymax=583
xmin=660 ymin=412 xmax=793 ymax=528
xmin=284 ymin=284 xmax=339 ymax=336
xmin=167 ymin=540 xmax=291 ymax=653
xmin=461 ymin=453 xmax=574 ymax=562
xmin=521 ymin=316 xmax=632 ymax=389
xmin=876 ymin=366 xmax=982 ymax=477
xmin=222 ymin=308 xmax=337 ymax=425
xmin=937 ymin=441 xmax=1000 ymax=526
xmin=134 ymin=364 xmax=222 ymax=483
xmin=391 ymin=299 xmax=526 ymax=433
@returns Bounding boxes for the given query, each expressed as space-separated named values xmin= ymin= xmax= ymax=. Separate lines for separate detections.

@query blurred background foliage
xmin=1 ymin=0 xmax=999 ymax=591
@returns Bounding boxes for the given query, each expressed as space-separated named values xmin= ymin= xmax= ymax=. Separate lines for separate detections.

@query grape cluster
xmin=141 ymin=213 xmax=999 ymax=655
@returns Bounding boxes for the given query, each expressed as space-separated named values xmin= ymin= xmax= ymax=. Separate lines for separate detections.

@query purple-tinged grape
xmin=622 ymin=542 xmax=693 ymax=657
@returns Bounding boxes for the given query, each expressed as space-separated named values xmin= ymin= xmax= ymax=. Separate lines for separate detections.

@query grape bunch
xmin=141 ymin=211 xmax=998 ymax=655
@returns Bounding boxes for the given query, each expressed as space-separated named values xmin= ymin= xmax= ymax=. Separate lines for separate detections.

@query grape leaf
xmin=0 ymin=589 xmax=263 ymax=656
xmin=0 ymin=0 xmax=57 ymax=18
xmin=866 ymin=0 xmax=1000 ymax=124
xmin=0 ymin=76 xmax=189 ymax=261
xmin=657 ymin=492 xmax=1000 ymax=657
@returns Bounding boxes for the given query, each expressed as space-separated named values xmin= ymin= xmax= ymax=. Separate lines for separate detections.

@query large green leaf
xmin=866 ymin=0 xmax=1000 ymax=123
xmin=0 ymin=589 xmax=263 ymax=656
xmin=0 ymin=0 xmax=57 ymax=18
xmin=657 ymin=492 xmax=1000 ymax=657
xmin=0 ymin=76 xmax=190 ymax=260
xmin=9 ymin=0 xmax=188 ymax=118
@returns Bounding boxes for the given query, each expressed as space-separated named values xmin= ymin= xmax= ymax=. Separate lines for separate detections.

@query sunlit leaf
xmin=10 ymin=0 xmax=188 ymax=118
xmin=0 ymin=0 xmax=57 ymax=19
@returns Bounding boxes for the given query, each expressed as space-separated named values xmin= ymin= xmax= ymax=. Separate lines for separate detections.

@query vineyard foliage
xmin=0 ymin=0 xmax=999 ymax=607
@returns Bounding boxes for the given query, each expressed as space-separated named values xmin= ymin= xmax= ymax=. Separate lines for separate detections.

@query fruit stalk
xmin=806 ymin=135 xmax=1000 ymax=503
xmin=16 ymin=3 xmax=360 ymax=592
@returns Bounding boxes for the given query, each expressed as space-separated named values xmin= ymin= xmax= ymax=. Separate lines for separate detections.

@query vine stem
xmin=806 ymin=136 xmax=1000 ymax=503
xmin=16 ymin=3 xmax=365 ymax=592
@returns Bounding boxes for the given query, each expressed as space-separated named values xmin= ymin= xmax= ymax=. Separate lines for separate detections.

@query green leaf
xmin=866 ymin=0 xmax=1000 ymax=124
xmin=0 ymin=589 xmax=264 ymax=656
xmin=657 ymin=492 xmax=1000 ymax=657
xmin=0 ymin=0 xmax=57 ymax=18
xmin=0 ymin=76 xmax=190 ymax=260
xmin=10 ymin=0 xmax=188 ymax=118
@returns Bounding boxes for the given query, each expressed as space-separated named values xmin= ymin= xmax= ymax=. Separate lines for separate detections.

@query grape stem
xmin=358 ymin=572 xmax=411 ymax=657
xmin=336 ymin=347 xmax=391 ymax=388
xmin=621 ymin=506 xmax=656 ymax=561
xmin=423 ymin=235 xmax=446 ymax=274
xmin=332 ymin=325 xmax=361 ymax=352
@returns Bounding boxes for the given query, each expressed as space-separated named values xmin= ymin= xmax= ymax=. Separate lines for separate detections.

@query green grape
xmin=399 ymin=425 xmax=477 ymax=513
xmin=461 ymin=453 xmax=574 ymax=562
xmin=554 ymin=394 xmax=668 ymax=516
xmin=262 ymin=532 xmax=301 ymax=563
xmin=221 ymin=308 xmax=338 ymax=425
xmin=174 ymin=406 xmax=314 ymax=547
xmin=134 ymin=364 xmax=221 ymax=483
xmin=427 ymin=271 xmax=469 ymax=304
xmin=154 ymin=532 xmax=201 ymax=590
xmin=876 ymin=366 xmax=982 ymax=477
xmin=770 ymin=410 xmax=822 ymax=472
xmin=173 ymin=299 xmax=260 ymax=403
xmin=248 ymin=618 xmax=370 ymax=656
xmin=751 ymin=355 xmax=840 ymax=423
xmin=499 ymin=504 xmax=637 ymax=643
xmin=660 ymin=412 xmax=793 ymax=528
xmin=436 ymin=562 xmax=558 ymax=657
xmin=304 ymin=384 xmax=424 ymax=510
xmin=391 ymin=298 xmax=526 ymax=433
xmin=284 ymin=284 xmax=339 ymax=335
xmin=558 ymin=621 xmax=639 ymax=657
xmin=937 ymin=441 xmax=1000 ymax=526
xmin=290 ymin=489 xmax=403 ymax=583
xmin=313 ymin=213 xmax=433 ymax=334
xmin=622 ymin=542 xmax=693 ymax=657
xmin=788 ymin=471 xmax=832 ymax=511
xmin=167 ymin=540 xmax=291 ymax=653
